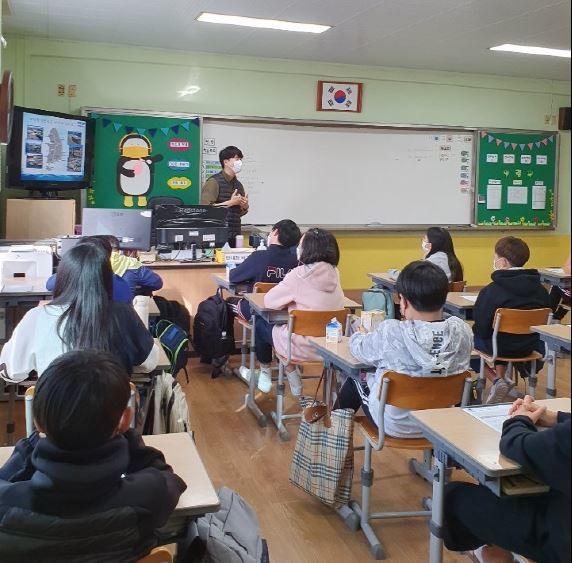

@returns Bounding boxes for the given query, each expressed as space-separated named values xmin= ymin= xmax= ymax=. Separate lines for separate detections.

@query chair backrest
xmin=448 ymin=280 xmax=467 ymax=292
xmin=493 ymin=308 xmax=552 ymax=335
xmin=138 ymin=547 xmax=173 ymax=563
xmin=380 ymin=370 xmax=472 ymax=411
xmin=253 ymin=282 xmax=277 ymax=294
xmin=289 ymin=309 xmax=349 ymax=337
xmin=25 ymin=383 xmax=137 ymax=437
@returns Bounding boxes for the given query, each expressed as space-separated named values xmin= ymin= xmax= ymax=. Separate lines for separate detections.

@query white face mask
xmin=421 ymin=240 xmax=431 ymax=253
xmin=296 ymin=246 xmax=302 ymax=261
xmin=493 ymin=258 xmax=501 ymax=271
xmin=267 ymin=234 xmax=272 ymax=247
xmin=232 ymin=159 xmax=242 ymax=174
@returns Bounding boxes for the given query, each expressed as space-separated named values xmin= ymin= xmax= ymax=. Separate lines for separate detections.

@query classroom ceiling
xmin=3 ymin=0 xmax=571 ymax=80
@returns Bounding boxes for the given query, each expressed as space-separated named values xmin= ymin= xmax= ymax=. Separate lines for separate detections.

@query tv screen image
xmin=7 ymin=106 xmax=94 ymax=192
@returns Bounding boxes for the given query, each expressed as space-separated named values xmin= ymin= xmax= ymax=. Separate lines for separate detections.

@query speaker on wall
xmin=559 ymin=107 xmax=571 ymax=131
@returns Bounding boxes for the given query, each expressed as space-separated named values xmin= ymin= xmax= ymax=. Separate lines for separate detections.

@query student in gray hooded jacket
xmin=337 ymin=261 xmax=473 ymax=438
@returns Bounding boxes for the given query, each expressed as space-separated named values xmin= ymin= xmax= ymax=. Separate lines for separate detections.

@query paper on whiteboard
xmin=487 ymin=185 xmax=502 ymax=209
xmin=463 ymin=404 xmax=511 ymax=433
xmin=532 ymin=185 xmax=547 ymax=210
xmin=507 ymin=185 xmax=528 ymax=205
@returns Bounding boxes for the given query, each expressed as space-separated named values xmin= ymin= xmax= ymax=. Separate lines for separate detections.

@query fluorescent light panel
xmin=490 ymin=44 xmax=571 ymax=58
xmin=196 ymin=12 xmax=330 ymax=34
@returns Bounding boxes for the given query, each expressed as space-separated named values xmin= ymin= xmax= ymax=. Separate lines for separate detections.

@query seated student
xmin=253 ymin=228 xmax=345 ymax=395
xmin=0 ymin=242 xmax=160 ymax=384
xmin=0 ymin=350 xmax=186 ymax=561
xmin=47 ymin=236 xmax=132 ymax=303
xmin=549 ymin=254 xmax=571 ymax=322
xmin=389 ymin=227 xmax=463 ymax=284
xmin=337 ymin=261 xmax=472 ymax=438
xmin=227 ymin=219 xmax=301 ymax=323
xmin=444 ymin=395 xmax=570 ymax=563
xmin=421 ymin=226 xmax=464 ymax=282
xmin=472 ymin=236 xmax=550 ymax=404
xmin=101 ymin=235 xmax=163 ymax=297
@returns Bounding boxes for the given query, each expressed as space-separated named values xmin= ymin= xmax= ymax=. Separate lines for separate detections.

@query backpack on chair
xmin=192 ymin=289 xmax=235 ymax=376
xmin=362 ymin=286 xmax=395 ymax=319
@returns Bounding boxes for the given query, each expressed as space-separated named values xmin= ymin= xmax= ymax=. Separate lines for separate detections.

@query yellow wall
xmin=1 ymin=35 xmax=570 ymax=285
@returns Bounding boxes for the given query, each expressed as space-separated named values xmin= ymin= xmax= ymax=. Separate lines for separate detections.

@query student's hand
xmin=509 ymin=395 xmax=546 ymax=425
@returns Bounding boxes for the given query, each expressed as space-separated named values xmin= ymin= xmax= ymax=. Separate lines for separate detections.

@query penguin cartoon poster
xmin=117 ymin=133 xmax=163 ymax=207
xmin=87 ymin=113 xmax=201 ymax=209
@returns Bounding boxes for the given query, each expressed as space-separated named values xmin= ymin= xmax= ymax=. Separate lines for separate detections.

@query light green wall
xmin=0 ymin=35 xmax=569 ymax=281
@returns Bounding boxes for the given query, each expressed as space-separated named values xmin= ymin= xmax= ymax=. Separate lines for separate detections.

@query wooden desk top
xmin=531 ymin=324 xmax=571 ymax=343
xmin=445 ymin=292 xmax=479 ymax=309
xmin=368 ymin=272 xmax=397 ymax=286
xmin=411 ymin=398 xmax=571 ymax=475
xmin=244 ymin=292 xmax=360 ymax=312
xmin=0 ymin=432 xmax=220 ymax=517
xmin=309 ymin=336 xmax=371 ymax=374
xmin=146 ymin=261 xmax=225 ymax=270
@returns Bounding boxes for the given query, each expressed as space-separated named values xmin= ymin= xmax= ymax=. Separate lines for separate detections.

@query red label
xmin=169 ymin=139 xmax=191 ymax=152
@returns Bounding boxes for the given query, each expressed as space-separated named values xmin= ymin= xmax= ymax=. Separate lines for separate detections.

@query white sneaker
xmin=257 ymin=368 xmax=273 ymax=393
xmin=238 ymin=366 xmax=259 ymax=383
xmin=486 ymin=378 xmax=513 ymax=404
xmin=286 ymin=368 xmax=303 ymax=397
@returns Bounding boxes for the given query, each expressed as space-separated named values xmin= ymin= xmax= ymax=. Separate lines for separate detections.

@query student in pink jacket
xmin=253 ymin=228 xmax=345 ymax=395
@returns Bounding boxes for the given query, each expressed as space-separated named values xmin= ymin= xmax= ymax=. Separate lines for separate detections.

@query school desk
xmin=531 ymin=324 xmax=571 ymax=398
xmin=368 ymin=272 xmax=397 ymax=292
xmin=212 ymin=272 xmax=250 ymax=296
xmin=241 ymin=293 xmax=361 ymax=427
xmin=0 ymin=277 xmax=51 ymax=344
xmin=538 ymin=268 xmax=571 ymax=290
xmin=0 ymin=431 xmax=220 ymax=543
xmin=410 ymin=397 xmax=571 ymax=563
xmin=443 ymin=292 xmax=479 ymax=320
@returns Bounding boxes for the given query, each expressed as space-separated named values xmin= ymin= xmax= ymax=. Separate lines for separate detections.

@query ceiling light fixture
xmin=490 ymin=44 xmax=571 ymax=58
xmin=196 ymin=12 xmax=331 ymax=34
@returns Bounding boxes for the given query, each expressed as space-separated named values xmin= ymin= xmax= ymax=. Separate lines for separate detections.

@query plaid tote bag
xmin=289 ymin=396 xmax=355 ymax=507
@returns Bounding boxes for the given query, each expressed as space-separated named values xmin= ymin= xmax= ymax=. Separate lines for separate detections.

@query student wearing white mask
xmin=421 ymin=227 xmax=464 ymax=282
xmin=471 ymin=236 xmax=550 ymax=404
xmin=201 ymin=145 xmax=249 ymax=246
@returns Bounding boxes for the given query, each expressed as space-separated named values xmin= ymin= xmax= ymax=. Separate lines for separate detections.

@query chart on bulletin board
xmin=476 ymin=130 xmax=558 ymax=228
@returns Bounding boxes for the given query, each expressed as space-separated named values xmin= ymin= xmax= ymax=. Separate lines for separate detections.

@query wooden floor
xmin=1 ymin=353 xmax=569 ymax=562
xmin=183 ymin=353 xmax=570 ymax=563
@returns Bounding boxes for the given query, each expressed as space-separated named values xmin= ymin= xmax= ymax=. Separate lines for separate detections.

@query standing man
xmin=200 ymin=146 xmax=249 ymax=246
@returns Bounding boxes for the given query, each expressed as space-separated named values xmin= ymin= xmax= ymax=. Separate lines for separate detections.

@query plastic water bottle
xmin=326 ymin=317 xmax=343 ymax=343
xmin=256 ymin=239 xmax=267 ymax=251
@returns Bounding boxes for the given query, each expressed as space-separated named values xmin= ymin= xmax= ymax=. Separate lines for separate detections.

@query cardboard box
xmin=6 ymin=198 xmax=76 ymax=239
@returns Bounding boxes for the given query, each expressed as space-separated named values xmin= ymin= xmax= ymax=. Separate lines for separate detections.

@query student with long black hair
xmin=0 ymin=242 xmax=159 ymax=384
xmin=422 ymin=226 xmax=464 ymax=282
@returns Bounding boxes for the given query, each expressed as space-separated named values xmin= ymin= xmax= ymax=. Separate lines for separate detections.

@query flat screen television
xmin=6 ymin=106 xmax=94 ymax=194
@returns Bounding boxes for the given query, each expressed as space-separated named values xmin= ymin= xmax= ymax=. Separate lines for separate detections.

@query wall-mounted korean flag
xmin=317 ymin=81 xmax=363 ymax=112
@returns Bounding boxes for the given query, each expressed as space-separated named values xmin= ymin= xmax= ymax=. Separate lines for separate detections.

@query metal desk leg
xmin=429 ymin=450 xmax=447 ymax=563
xmin=244 ymin=314 xmax=267 ymax=427
xmin=545 ymin=348 xmax=557 ymax=398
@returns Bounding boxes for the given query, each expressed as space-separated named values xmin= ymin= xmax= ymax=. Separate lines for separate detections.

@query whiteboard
xmin=201 ymin=120 xmax=475 ymax=227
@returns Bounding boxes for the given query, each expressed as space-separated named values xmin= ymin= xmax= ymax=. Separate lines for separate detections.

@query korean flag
xmin=320 ymin=82 xmax=361 ymax=112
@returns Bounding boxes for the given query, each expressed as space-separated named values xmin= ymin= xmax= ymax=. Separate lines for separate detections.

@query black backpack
xmin=152 ymin=296 xmax=191 ymax=334
xmin=192 ymin=289 xmax=235 ymax=367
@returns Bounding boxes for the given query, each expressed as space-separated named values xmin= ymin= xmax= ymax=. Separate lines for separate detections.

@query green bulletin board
xmin=476 ymin=130 xmax=558 ymax=228
xmin=87 ymin=112 xmax=201 ymax=208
